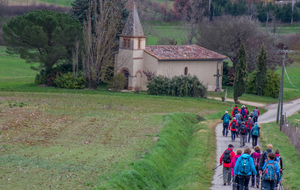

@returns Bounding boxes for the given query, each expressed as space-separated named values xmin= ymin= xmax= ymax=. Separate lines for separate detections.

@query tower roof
xmin=122 ymin=3 xmax=144 ymax=36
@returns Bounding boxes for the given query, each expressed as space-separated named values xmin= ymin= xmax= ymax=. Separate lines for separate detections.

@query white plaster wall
xmin=133 ymin=38 xmax=146 ymax=50
xmin=157 ymin=60 xmax=222 ymax=91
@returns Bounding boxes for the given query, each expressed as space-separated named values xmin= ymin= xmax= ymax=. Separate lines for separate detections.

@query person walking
xmin=251 ymin=146 xmax=261 ymax=188
xmin=245 ymin=117 xmax=253 ymax=143
xmin=232 ymin=105 xmax=239 ymax=117
xmin=275 ymin=149 xmax=283 ymax=189
xmin=234 ymin=148 xmax=257 ymax=190
xmin=251 ymin=122 xmax=260 ymax=148
xmin=244 ymin=106 xmax=249 ymax=120
xmin=253 ymin=107 xmax=260 ymax=123
xmin=229 ymin=118 xmax=239 ymax=142
xmin=230 ymin=149 xmax=242 ymax=190
xmin=261 ymin=153 xmax=282 ymax=190
xmin=235 ymin=111 xmax=242 ymax=137
xmin=239 ymin=122 xmax=247 ymax=147
xmin=259 ymin=144 xmax=275 ymax=188
xmin=221 ymin=111 xmax=232 ymax=137
xmin=220 ymin=144 xmax=236 ymax=186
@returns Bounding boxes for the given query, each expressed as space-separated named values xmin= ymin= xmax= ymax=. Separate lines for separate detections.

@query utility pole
xmin=280 ymin=55 xmax=285 ymax=131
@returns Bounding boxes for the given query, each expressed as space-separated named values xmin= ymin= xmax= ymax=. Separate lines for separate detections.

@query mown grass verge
xmin=260 ymin=120 xmax=300 ymax=190
xmin=95 ymin=113 xmax=217 ymax=189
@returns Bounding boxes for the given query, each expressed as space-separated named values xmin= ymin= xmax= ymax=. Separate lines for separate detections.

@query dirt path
xmin=210 ymin=98 xmax=300 ymax=190
xmin=207 ymin=97 xmax=266 ymax=108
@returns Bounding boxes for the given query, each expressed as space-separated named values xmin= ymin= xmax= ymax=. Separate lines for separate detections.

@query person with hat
xmin=220 ymin=144 xmax=236 ymax=186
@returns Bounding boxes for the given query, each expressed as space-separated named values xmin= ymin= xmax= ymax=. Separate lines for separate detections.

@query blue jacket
xmin=234 ymin=154 xmax=257 ymax=176
xmin=262 ymin=160 xmax=282 ymax=182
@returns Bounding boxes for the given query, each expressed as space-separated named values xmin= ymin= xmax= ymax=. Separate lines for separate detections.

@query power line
xmin=284 ymin=66 xmax=298 ymax=89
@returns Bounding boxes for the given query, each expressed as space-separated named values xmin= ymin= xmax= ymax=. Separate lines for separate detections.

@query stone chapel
xmin=115 ymin=4 xmax=227 ymax=91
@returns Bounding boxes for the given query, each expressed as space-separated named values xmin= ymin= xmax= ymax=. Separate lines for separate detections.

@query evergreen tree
xmin=69 ymin=0 xmax=129 ymax=30
xmin=3 ymin=10 xmax=81 ymax=72
xmin=256 ymin=44 xmax=267 ymax=96
xmin=234 ymin=43 xmax=247 ymax=102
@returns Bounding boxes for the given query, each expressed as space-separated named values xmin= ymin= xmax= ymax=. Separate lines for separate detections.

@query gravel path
xmin=210 ymin=98 xmax=300 ymax=190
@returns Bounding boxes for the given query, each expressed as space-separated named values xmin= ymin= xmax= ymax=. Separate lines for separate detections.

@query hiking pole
xmin=217 ymin=170 xmax=231 ymax=177
xmin=212 ymin=164 xmax=222 ymax=170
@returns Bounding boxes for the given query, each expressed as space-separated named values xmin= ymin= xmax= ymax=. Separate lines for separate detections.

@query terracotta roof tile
xmin=145 ymin=45 xmax=227 ymax=60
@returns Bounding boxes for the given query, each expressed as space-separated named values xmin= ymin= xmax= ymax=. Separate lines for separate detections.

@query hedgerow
xmin=147 ymin=75 xmax=207 ymax=97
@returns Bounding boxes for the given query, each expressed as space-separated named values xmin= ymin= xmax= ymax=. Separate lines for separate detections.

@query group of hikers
xmin=220 ymin=144 xmax=283 ymax=190
xmin=221 ymin=105 xmax=261 ymax=148
xmin=218 ymin=105 xmax=283 ymax=190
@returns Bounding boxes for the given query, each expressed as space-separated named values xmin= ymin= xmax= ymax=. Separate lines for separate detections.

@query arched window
xmin=184 ymin=67 xmax=188 ymax=75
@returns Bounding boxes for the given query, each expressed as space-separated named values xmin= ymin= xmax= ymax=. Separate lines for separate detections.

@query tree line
xmin=2 ymin=0 xmax=129 ymax=89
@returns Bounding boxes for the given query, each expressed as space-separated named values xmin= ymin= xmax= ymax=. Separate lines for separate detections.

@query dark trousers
xmin=263 ymin=179 xmax=275 ymax=190
xmin=247 ymin=131 xmax=251 ymax=143
xmin=252 ymin=135 xmax=258 ymax=147
xmin=240 ymin=134 xmax=245 ymax=147
xmin=223 ymin=124 xmax=229 ymax=136
xmin=238 ymin=175 xmax=250 ymax=190
xmin=233 ymin=175 xmax=240 ymax=190
xmin=231 ymin=131 xmax=236 ymax=141
xmin=253 ymin=116 xmax=258 ymax=122
xmin=251 ymin=167 xmax=260 ymax=186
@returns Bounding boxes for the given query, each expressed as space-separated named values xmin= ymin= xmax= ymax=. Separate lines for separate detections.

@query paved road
xmin=210 ymin=98 xmax=300 ymax=190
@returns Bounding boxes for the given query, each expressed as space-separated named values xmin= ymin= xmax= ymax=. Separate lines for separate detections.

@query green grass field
xmin=260 ymin=114 xmax=300 ymax=190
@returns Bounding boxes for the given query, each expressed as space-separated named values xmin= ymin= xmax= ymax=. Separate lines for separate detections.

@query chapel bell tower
xmin=117 ymin=2 xmax=146 ymax=90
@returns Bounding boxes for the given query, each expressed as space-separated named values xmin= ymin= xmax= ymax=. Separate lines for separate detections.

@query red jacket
xmin=229 ymin=120 xmax=239 ymax=131
xmin=246 ymin=120 xmax=253 ymax=130
xmin=220 ymin=148 xmax=236 ymax=167
xmin=232 ymin=107 xmax=239 ymax=116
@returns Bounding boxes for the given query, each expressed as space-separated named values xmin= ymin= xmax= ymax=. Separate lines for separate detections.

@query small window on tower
xmin=138 ymin=39 xmax=141 ymax=49
xmin=123 ymin=38 xmax=130 ymax=49
xmin=184 ymin=67 xmax=188 ymax=75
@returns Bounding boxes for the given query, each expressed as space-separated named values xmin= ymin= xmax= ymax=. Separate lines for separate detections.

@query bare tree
xmin=0 ymin=0 xmax=8 ymax=17
xmin=197 ymin=16 xmax=260 ymax=68
xmin=183 ymin=0 xmax=205 ymax=45
xmin=82 ymin=0 xmax=122 ymax=89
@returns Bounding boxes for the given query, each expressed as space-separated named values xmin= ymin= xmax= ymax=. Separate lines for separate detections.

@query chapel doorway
xmin=123 ymin=70 xmax=129 ymax=89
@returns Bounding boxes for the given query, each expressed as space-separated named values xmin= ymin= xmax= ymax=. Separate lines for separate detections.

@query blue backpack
xmin=263 ymin=162 xmax=277 ymax=181
xmin=239 ymin=157 xmax=251 ymax=175
xmin=241 ymin=108 xmax=245 ymax=116
xmin=223 ymin=114 xmax=230 ymax=124
xmin=254 ymin=109 xmax=259 ymax=117
xmin=252 ymin=125 xmax=259 ymax=136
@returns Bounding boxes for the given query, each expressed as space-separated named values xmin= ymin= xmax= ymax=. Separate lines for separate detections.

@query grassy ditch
xmin=95 ymin=113 xmax=217 ymax=189
xmin=260 ymin=121 xmax=300 ymax=190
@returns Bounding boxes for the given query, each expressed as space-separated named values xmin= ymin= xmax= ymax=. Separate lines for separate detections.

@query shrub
xmin=134 ymin=86 xmax=140 ymax=94
xmin=54 ymin=72 xmax=85 ymax=89
xmin=45 ymin=70 xmax=58 ymax=87
xmin=35 ymin=69 xmax=47 ymax=85
xmin=147 ymin=75 xmax=206 ymax=97
xmin=147 ymin=75 xmax=169 ymax=95
xmin=263 ymin=70 xmax=280 ymax=98
xmin=108 ymin=73 xmax=127 ymax=91
xmin=246 ymin=70 xmax=280 ymax=98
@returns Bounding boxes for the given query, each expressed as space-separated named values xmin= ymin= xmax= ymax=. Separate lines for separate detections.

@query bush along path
xmin=211 ymin=98 xmax=300 ymax=190
xmin=95 ymin=113 xmax=218 ymax=190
